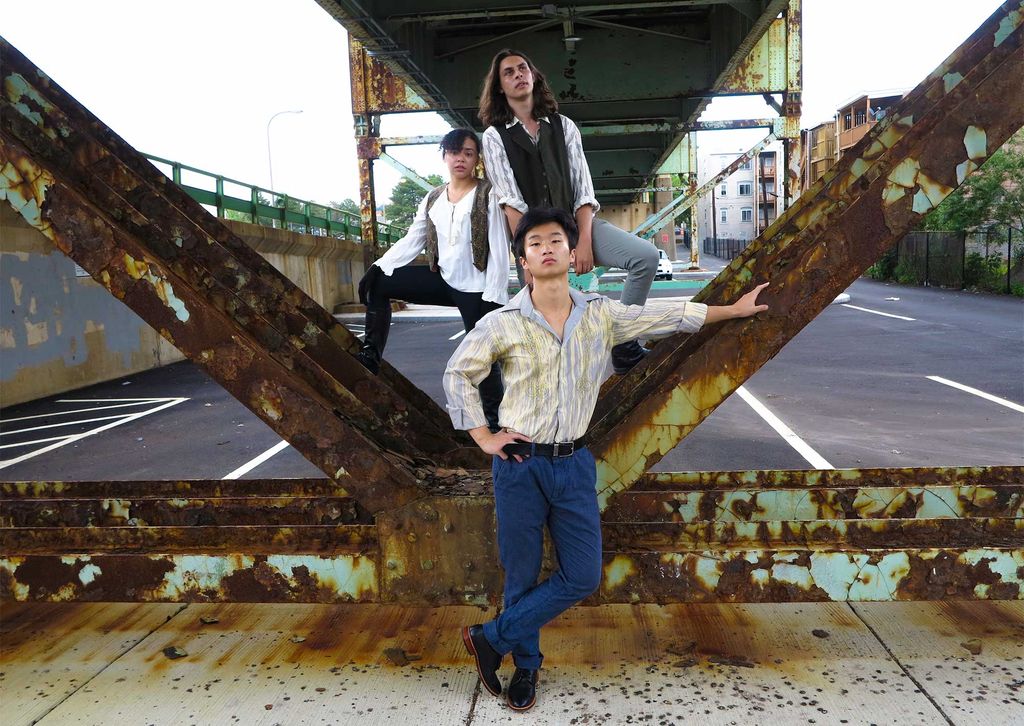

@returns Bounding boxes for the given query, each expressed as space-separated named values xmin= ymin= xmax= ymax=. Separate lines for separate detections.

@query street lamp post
xmin=266 ymin=109 xmax=303 ymax=190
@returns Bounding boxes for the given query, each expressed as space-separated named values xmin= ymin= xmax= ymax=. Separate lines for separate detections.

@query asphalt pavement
xmin=1 ymin=270 xmax=1021 ymax=481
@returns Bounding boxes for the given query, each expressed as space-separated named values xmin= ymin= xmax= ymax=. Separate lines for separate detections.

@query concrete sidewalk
xmin=3 ymin=601 xmax=1021 ymax=725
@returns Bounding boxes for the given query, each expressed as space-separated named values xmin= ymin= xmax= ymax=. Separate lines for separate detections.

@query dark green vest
xmin=493 ymin=115 xmax=574 ymax=213
xmin=423 ymin=179 xmax=492 ymax=273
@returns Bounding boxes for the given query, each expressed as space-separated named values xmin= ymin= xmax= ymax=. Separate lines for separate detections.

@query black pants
xmin=364 ymin=266 xmax=504 ymax=429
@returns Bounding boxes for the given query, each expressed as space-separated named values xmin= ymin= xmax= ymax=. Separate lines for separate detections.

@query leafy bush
xmin=1011 ymin=282 xmax=1024 ymax=298
xmin=963 ymin=252 xmax=1006 ymax=291
xmin=866 ymin=247 xmax=898 ymax=280
xmin=893 ymin=261 xmax=920 ymax=285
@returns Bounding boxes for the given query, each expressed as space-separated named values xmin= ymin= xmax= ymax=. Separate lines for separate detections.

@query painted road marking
xmin=448 ymin=329 xmax=466 ymax=341
xmin=222 ymin=440 xmax=291 ymax=480
xmin=736 ymin=385 xmax=834 ymax=470
xmin=1 ymin=412 xmax=153 ymax=437
xmin=927 ymin=375 xmax=1024 ymax=414
xmin=0 ymin=398 xmax=164 ymax=423
xmin=0 ymin=397 xmax=188 ymax=471
xmin=841 ymin=303 xmax=916 ymax=321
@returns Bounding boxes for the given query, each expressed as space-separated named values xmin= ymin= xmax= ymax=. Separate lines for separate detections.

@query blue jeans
xmin=482 ymin=447 xmax=603 ymax=669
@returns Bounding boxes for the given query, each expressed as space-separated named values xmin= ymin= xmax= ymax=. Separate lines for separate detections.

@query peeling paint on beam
xmin=597 ymin=548 xmax=1024 ymax=603
xmin=1 ymin=553 xmax=378 ymax=603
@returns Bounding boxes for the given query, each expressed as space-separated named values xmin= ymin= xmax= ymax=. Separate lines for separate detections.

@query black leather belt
xmin=502 ymin=440 xmax=583 ymax=458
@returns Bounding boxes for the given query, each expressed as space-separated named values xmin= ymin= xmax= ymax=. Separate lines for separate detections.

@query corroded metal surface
xmin=1 ymin=525 xmax=376 ymax=554
xmin=1 ymin=554 xmax=378 ymax=603
xmin=598 ymin=548 xmax=1024 ymax=603
xmin=348 ymin=38 xmax=433 ymax=115
xmin=0 ymin=38 xmax=460 ymax=456
xmin=589 ymin=3 xmax=1024 ymax=507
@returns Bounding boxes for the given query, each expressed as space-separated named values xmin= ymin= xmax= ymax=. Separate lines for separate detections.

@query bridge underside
xmin=1 ymin=3 xmax=1023 ymax=604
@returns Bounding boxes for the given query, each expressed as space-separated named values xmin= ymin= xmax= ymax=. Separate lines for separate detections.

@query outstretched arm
xmin=704 ymin=282 xmax=770 ymax=324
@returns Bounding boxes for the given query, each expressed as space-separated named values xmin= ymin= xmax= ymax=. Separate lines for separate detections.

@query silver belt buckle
xmin=553 ymin=441 xmax=574 ymax=457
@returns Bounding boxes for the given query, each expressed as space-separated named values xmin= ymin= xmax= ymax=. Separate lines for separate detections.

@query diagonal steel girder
xmin=585 ymin=2 xmax=1024 ymax=510
xmin=0 ymin=39 xmax=488 ymax=512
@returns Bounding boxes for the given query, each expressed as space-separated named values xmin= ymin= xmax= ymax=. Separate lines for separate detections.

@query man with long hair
xmin=445 ymin=207 xmax=769 ymax=711
xmin=479 ymin=49 xmax=661 ymax=375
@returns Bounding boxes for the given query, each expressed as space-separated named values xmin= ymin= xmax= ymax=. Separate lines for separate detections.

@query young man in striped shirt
xmin=444 ymin=207 xmax=768 ymax=711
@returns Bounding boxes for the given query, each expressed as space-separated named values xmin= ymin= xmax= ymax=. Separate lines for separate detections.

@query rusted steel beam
xmin=588 ymin=3 xmax=1024 ymax=508
xmin=602 ymin=518 xmax=1024 ymax=550
xmin=1 ymin=497 xmax=362 ymax=528
xmin=0 ymin=134 xmax=424 ymax=513
xmin=1 ymin=554 xmax=378 ymax=603
xmin=635 ymin=466 xmax=1024 ymax=491
xmin=0 ymin=40 xmax=460 ymax=454
xmin=0 ymin=40 xmax=468 ymax=466
xmin=598 ymin=548 xmax=1023 ymax=603
xmin=0 ymin=525 xmax=376 ymax=554
xmin=0 ymin=478 xmax=343 ymax=499
xmin=349 ymin=38 xmax=433 ymax=114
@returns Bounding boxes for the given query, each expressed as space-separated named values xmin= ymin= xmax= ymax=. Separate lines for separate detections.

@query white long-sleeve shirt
xmin=373 ymin=183 xmax=510 ymax=305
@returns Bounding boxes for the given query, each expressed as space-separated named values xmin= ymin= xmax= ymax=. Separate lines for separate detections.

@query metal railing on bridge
xmin=143 ymin=153 xmax=406 ymax=246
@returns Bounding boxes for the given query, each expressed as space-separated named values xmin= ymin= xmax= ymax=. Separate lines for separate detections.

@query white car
xmin=656 ymin=249 xmax=673 ymax=280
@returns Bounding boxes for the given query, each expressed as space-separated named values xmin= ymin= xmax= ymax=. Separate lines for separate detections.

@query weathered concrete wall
xmin=1 ymin=205 xmax=185 ymax=406
xmin=221 ymin=220 xmax=366 ymax=313
xmin=599 ymin=203 xmax=655 ymax=234
xmin=1 ymin=209 xmax=366 ymax=407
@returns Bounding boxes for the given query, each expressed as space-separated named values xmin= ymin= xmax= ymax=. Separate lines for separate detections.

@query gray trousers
xmin=516 ymin=217 xmax=658 ymax=307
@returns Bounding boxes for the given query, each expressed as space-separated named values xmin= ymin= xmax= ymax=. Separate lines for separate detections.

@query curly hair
xmin=478 ymin=49 xmax=559 ymax=128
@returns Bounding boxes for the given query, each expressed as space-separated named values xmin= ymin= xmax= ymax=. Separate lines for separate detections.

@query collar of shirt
xmin=497 ymin=285 xmax=601 ymax=342
xmin=504 ymin=116 xmax=551 ymax=129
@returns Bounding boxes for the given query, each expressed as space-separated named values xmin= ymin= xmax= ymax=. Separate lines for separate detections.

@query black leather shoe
xmin=611 ymin=339 xmax=648 ymax=375
xmin=506 ymin=667 xmax=538 ymax=711
xmin=462 ymin=625 xmax=503 ymax=696
xmin=356 ymin=344 xmax=381 ymax=375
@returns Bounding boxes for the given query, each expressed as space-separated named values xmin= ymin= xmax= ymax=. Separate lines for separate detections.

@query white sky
xmin=1 ymin=0 xmax=1001 ymax=206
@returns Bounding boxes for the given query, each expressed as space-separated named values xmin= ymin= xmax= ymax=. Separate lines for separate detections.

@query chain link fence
xmin=868 ymin=228 xmax=1023 ymax=295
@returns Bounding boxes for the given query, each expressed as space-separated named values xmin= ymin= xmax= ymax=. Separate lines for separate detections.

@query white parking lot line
xmin=448 ymin=329 xmax=466 ymax=341
xmin=222 ymin=440 xmax=291 ymax=480
xmin=840 ymin=303 xmax=916 ymax=321
xmin=926 ymin=375 xmax=1024 ymax=414
xmin=1 ymin=412 xmax=149 ymax=436
xmin=736 ymin=385 xmax=834 ymax=470
xmin=0 ymin=399 xmax=161 ymax=423
xmin=0 ymin=397 xmax=188 ymax=470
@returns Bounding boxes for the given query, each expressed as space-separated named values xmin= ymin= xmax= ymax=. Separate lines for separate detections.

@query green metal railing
xmin=143 ymin=153 xmax=406 ymax=246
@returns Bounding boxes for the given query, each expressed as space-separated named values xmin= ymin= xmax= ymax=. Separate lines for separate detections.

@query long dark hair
xmin=478 ymin=49 xmax=559 ymax=128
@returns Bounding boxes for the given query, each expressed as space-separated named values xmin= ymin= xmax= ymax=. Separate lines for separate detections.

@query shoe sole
xmin=462 ymin=626 xmax=502 ymax=697
xmin=506 ymin=692 xmax=537 ymax=712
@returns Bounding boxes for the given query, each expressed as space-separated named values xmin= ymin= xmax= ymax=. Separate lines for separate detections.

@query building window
xmin=719 ymin=183 xmax=727 ymax=197
xmin=843 ymin=112 xmax=852 ymax=130
xmin=739 ymin=159 xmax=752 ymax=170
xmin=855 ymin=109 xmax=867 ymax=126
xmin=738 ymin=182 xmax=752 ymax=196
xmin=720 ymin=208 xmax=728 ymax=223
xmin=741 ymin=208 xmax=753 ymax=222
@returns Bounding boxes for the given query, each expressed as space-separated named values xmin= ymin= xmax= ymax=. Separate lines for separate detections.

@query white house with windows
xmin=696 ymin=139 xmax=785 ymax=244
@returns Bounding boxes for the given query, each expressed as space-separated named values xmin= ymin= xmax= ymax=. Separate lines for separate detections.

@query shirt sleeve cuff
xmin=446 ymin=404 xmax=489 ymax=431
xmin=499 ymin=197 xmax=529 ymax=214
xmin=574 ymin=197 xmax=600 ymax=214
xmin=679 ymin=302 xmax=708 ymax=332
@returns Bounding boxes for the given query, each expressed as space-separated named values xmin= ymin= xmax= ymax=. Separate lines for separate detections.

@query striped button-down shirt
xmin=482 ymin=115 xmax=601 ymax=214
xmin=444 ymin=287 xmax=708 ymax=442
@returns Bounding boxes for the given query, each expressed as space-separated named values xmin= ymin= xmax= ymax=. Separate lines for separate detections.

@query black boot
xmin=506 ymin=667 xmax=538 ymax=710
xmin=462 ymin=625 xmax=503 ymax=696
xmin=611 ymin=339 xmax=647 ymax=375
xmin=479 ymin=362 xmax=504 ymax=433
xmin=357 ymin=305 xmax=391 ymax=375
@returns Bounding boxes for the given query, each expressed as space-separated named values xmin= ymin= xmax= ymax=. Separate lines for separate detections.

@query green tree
xmin=922 ymin=128 xmax=1024 ymax=232
xmin=330 ymin=198 xmax=361 ymax=216
xmin=384 ymin=175 xmax=443 ymax=227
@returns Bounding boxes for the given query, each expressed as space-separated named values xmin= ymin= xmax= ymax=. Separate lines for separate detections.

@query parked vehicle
xmin=656 ymin=249 xmax=673 ymax=280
